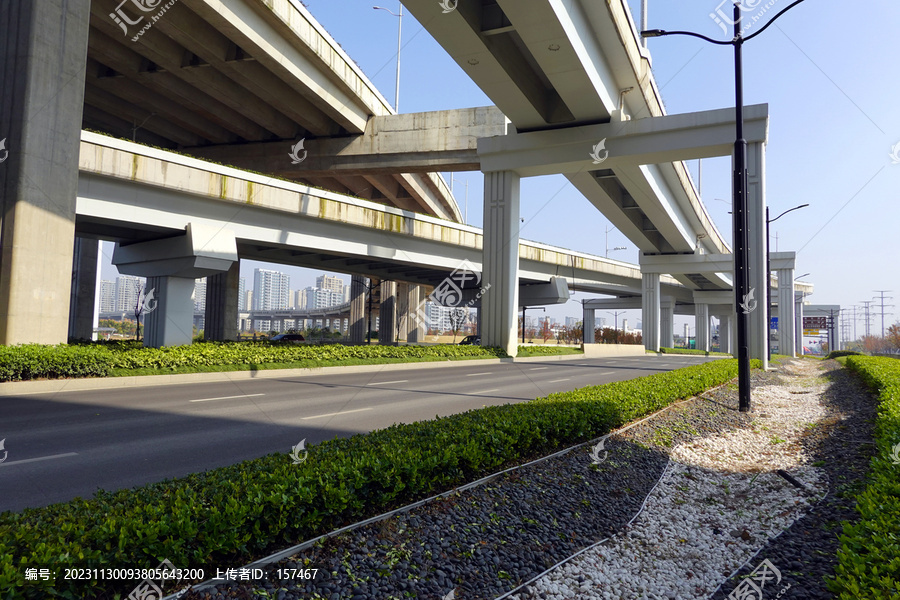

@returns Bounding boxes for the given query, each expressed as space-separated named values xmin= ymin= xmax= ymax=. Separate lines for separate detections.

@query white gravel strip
xmin=512 ymin=360 xmax=830 ymax=600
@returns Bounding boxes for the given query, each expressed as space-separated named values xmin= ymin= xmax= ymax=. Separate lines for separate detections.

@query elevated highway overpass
xmin=2 ymin=0 xmax=804 ymax=360
xmin=78 ymin=131 xmax=698 ymax=343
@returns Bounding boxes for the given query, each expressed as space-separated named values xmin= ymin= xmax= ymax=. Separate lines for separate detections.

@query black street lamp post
xmin=642 ymin=0 xmax=808 ymax=412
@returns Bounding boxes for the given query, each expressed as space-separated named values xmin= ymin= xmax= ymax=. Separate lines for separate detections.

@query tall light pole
xmin=605 ymin=226 xmax=627 ymax=259
xmin=766 ymin=203 xmax=809 ymax=359
xmin=606 ymin=311 xmax=625 ymax=344
xmin=373 ymin=4 xmax=402 ymax=112
xmin=642 ymin=0 xmax=808 ymax=412
xmin=451 ymin=176 xmax=469 ymax=223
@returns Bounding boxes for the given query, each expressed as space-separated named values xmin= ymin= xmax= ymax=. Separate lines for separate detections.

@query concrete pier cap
xmin=112 ymin=223 xmax=238 ymax=347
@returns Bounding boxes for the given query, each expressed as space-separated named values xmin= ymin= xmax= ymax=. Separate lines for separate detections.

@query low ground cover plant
xmin=0 ymin=342 xmax=505 ymax=382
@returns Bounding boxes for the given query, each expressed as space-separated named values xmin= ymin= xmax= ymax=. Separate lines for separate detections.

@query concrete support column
xmin=0 ymin=0 xmax=91 ymax=344
xmin=695 ymin=303 xmax=710 ymax=352
xmin=379 ymin=280 xmax=396 ymax=345
xmin=482 ymin=171 xmax=520 ymax=356
xmin=642 ymin=271 xmax=661 ymax=352
xmin=142 ymin=277 xmax=195 ymax=347
xmin=406 ymin=284 xmax=423 ymax=343
xmin=205 ymin=261 xmax=240 ymax=341
xmin=349 ymin=275 xmax=366 ymax=343
xmin=661 ymin=298 xmax=675 ymax=349
xmin=747 ymin=142 xmax=769 ymax=369
xmin=68 ymin=238 xmax=100 ymax=341
xmin=777 ymin=268 xmax=796 ymax=357
xmin=583 ymin=306 xmax=595 ymax=344
xmin=718 ymin=314 xmax=733 ymax=354
xmin=795 ymin=293 xmax=804 ymax=356
xmin=395 ymin=282 xmax=409 ymax=342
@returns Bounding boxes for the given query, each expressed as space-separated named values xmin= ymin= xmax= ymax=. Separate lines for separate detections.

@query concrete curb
xmin=0 ymin=353 xmax=590 ymax=396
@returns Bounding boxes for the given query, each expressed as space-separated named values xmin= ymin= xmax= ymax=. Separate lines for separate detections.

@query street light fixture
xmin=766 ymin=203 xmax=809 ymax=359
xmin=606 ymin=310 xmax=625 ymax=344
xmin=451 ymin=176 xmax=469 ymax=223
xmin=642 ymin=0 xmax=809 ymax=412
xmin=605 ymin=226 xmax=628 ymax=259
xmin=373 ymin=4 xmax=402 ymax=112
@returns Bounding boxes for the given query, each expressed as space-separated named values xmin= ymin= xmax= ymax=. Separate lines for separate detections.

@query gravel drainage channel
xmin=508 ymin=358 xmax=876 ymax=600
xmin=181 ymin=359 xmax=876 ymax=600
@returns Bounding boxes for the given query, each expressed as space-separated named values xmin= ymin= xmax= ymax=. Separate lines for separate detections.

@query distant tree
xmin=541 ymin=318 xmax=552 ymax=343
xmin=887 ymin=323 xmax=900 ymax=350
xmin=133 ymin=284 xmax=157 ymax=342
xmin=449 ymin=307 xmax=467 ymax=343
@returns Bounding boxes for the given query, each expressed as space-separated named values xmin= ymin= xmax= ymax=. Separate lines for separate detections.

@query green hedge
xmin=0 ymin=345 xmax=114 ymax=381
xmin=0 ymin=343 xmax=504 ymax=382
xmin=659 ymin=347 xmax=731 ymax=356
xmin=825 ymin=350 xmax=864 ymax=360
xmin=0 ymin=359 xmax=751 ymax=599
xmin=828 ymin=356 xmax=900 ymax=599
xmin=515 ymin=345 xmax=582 ymax=356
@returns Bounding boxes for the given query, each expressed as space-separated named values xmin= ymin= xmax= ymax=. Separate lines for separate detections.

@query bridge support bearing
xmin=205 ymin=261 xmax=240 ymax=341
xmin=349 ymin=275 xmax=367 ymax=343
xmin=0 ymin=0 xmax=90 ymax=345
xmin=68 ymin=238 xmax=100 ymax=341
xmin=641 ymin=272 xmax=661 ymax=352
xmin=777 ymin=268 xmax=796 ymax=358
xmin=482 ymin=171 xmax=520 ymax=357
xmin=112 ymin=224 xmax=237 ymax=347
xmin=695 ymin=303 xmax=710 ymax=353
xmin=379 ymin=281 xmax=396 ymax=345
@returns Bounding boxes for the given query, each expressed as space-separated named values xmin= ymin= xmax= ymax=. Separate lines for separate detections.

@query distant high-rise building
xmin=238 ymin=278 xmax=247 ymax=311
xmin=424 ymin=302 xmax=452 ymax=332
xmin=252 ymin=269 xmax=290 ymax=310
xmin=293 ymin=289 xmax=307 ymax=309
xmin=244 ymin=290 xmax=253 ymax=312
xmin=309 ymin=288 xmax=344 ymax=309
xmin=99 ymin=280 xmax=116 ymax=313
xmin=565 ymin=316 xmax=580 ymax=328
xmin=114 ymin=276 xmax=144 ymax=312
xmin=193 ymin=278 xmax=207 ymax=312
xmin=315 ymin=274 xmax=345 ymax=295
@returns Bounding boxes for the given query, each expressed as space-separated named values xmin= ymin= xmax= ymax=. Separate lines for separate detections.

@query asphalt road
xmin=0 ymin=354 xmax=722 ymax=513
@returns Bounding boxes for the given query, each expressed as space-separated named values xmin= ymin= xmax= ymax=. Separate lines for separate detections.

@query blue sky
xmin=103 ymin=0 xmax=900 ymax=336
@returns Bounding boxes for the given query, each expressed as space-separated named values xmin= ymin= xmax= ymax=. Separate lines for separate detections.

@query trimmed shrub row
xmin=658 ymin=347 xmax=730 ymax=356
xmin=0 ymin=343 xmax=505 ymax=382
xmin=828 ymin=356 xmax=900 ymax=599
xmin=825 ymin=350 xmax=863 ymax=360
xmin=1 ymin=359 xmax=750 ymax=599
